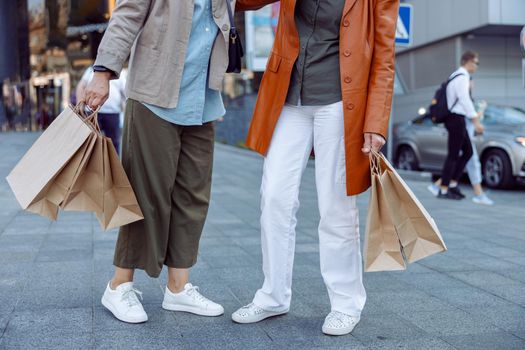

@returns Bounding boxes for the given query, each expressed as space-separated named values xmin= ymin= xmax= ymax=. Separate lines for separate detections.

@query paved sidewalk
xmin=0 ymin=132 xmax=524 ymax=350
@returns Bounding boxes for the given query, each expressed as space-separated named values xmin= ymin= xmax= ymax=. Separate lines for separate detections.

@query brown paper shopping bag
xmin=25 ymin=135 xmax=97 ymax=220
xmin=95 ymin=137 xmax=143 ymax=230
xmin=371 ymin=151 xmax=447 ymax=264
xmin=61 ymin=132 xmax=105 ymax=213
xmin=364 ymin=154 xmax=406 ymax=272
xmin=6 ymin=104 xmax=97 ymax=219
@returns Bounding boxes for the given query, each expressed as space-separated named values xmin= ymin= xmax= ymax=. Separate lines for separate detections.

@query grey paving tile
xmin=364 ymin=336 xmax=456 ymax=350
xmin=0 ymin=234 xmax=45 ymax=252
xmin=94 ymin=329 xmax=181 ymax=350
xmin=443 ymin=332 xmax=525 ymax=350
xmin=180 ymin=322 xmax=274 ymax=350
xmin=393 ymin=272 xmax=472 ymax=293
xmin=431 ymin=286 xmax=516 ymax=309
xmin=368 ymin=289 xmax=457 ymax=318
xmin=448 ymin=270 xmax=525 ymax=290
xmin=402 ymin=309 xmax=500 ymax=337
xmin=0 ymin=330 xmax=92 ymax=350
xmin=351 ymin=313 xmax=427 ymax=344
xmin=35 ymin=248 xmax=93 ymax=262
xmin=0 ymin=313 xmax=10 ymax=334
xmin=16 ymin=283 xmax=93 ymax=311
xmin=417 ymin=254 xmax=479 ymax=272
xmin=477 ymin=284 xmax=525 ymax=307
xmin=5 ymin=308 xmax=92 ymax=333
xmin=0 ymin=251 xmax=37 ymax=264
xmin=462 ymin=305 xmax=525 ymax=334
xmin=503 ymin=256 xmax=525 ymax=267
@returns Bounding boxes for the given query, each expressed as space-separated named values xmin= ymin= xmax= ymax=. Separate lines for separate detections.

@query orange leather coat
xmin=237 ymin=0 xmax=399 ymax=195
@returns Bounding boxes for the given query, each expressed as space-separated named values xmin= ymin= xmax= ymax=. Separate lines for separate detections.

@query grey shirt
xmin=286 ymin=0 xmax=346 ymax=106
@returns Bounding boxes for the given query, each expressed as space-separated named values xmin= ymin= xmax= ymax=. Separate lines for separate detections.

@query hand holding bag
xmin=225 ymin=0 xmax=244 ymax=73
xmin=364 ymin=151 xmax=447 ymax=272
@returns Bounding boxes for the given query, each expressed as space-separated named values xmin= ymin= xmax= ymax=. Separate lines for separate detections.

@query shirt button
xmin=343 ymin=20 xmax=350 ymax=27
xmin=347 ymin=103 xmax=355 ymax=110
xmin=344 ymin=50 xmax=351 ymax=57
xmin=213 ymin=12 xmax=220 ymax=18
xmin=222 ymin=24 xmax=230 ymax=32
xmin=345 ymin=77 xmax=352 ymax=84
xmin=205 ymin=27 xmax=210 ymax=32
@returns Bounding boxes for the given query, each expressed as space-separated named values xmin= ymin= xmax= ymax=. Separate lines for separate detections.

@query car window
xmin=483 ymin=106 xmax=525 ymax=125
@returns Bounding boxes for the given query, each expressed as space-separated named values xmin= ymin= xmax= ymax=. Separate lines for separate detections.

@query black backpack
xmin=429 ymin=73 xmax=464 ymax=124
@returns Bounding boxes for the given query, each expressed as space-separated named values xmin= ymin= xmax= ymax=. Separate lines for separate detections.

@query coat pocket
xmin=129 ymin=44 xmax=162 ymax=97
xmin=266 ymin=53 xmax=282 ymax=73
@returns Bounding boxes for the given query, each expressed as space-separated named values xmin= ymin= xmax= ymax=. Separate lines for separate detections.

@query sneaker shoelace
xmin=325 ymin=311 xmax=357 ymax=329
xmin=186 ymin=285 xmax=211 ymax=304
xmin=237 ymin=303 xmax=265 ymax=317
xmin=121 ymin=287 xmax=143 ymax=308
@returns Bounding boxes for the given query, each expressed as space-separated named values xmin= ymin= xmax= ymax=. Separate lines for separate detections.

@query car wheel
xmin=482 ymin=149 xmax=514 ymax=189
xmin=396 ymin=146 xmax=419 ymax=171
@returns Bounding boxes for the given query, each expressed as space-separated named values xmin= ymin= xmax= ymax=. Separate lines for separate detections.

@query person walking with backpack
xmin=436 ymin=51 xmax=484 ymax=200
xmin=428 ymin=79 xmax=494 ymax=205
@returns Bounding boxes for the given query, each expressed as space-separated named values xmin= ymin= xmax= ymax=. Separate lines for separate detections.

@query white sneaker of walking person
xmin=162 ymin=283 xmax=224 ymax=316
xmin=231 ymin=303 xmax=288 ymax=324
xmin=472 ymin=193 xmax=494 ymax=205
xmin=101 ymin=281 xmax=148 ymax=323
xmin=427 ymin=183 xmax=440 ymax=196
xmin=322 ymin=311 xmax=360 ymax=336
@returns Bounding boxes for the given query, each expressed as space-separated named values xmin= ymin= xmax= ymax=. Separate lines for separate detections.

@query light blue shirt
xmin=143 ymin=0 xmax=225 ymax=125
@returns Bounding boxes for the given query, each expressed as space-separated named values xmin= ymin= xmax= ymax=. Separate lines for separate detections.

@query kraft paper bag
xmin=61 ymin=132 xmax=105 ymax=213
xmin=364 ymin=176 xmax=406 ymax=272
xmin=364 ymin=154 xmax=406 ymax=272
xmin=95 ymin=137 xmax=144 ymax=230
xmin=6 ymin=105 xmax=95 ymax=218
xmin=26 ymin=134 xmax=97 ymax=220
xmin=376 ymin=153 xmax=447 ymax=263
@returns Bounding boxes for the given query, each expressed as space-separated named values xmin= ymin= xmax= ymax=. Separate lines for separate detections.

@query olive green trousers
xmin=113 ymin=99 xmax=214 ymax=277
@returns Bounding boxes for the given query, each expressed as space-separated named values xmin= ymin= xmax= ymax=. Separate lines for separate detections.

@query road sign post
xmin=521 ymin=27 xmax=525 ymax=88
xmin=388 ymin=4 xmax=413 ymax=162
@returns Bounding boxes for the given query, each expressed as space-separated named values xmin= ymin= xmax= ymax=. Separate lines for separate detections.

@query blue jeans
xmin=466 ymin=120 xmax=482 ymax=185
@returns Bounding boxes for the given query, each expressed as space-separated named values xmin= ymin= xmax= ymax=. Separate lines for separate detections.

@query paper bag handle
xmin=369 ymin=150 xmax=383 ymax=176
xmin=73 ymin=102 xmax=101 ymax=133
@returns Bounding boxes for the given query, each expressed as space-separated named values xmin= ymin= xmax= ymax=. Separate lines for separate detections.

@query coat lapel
xmin=342 ymin=0 xmax=359 ymax=17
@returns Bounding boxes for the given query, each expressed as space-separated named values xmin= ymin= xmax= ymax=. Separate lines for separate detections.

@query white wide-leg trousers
xmin=252 ymin=101 xmax=366 ymax=317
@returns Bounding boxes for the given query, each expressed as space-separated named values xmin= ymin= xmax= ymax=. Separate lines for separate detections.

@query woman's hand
xmin=83 ymin=71 xmax=111 ymax=110
xmin=361 ymin=132 xmax=386 ymax=155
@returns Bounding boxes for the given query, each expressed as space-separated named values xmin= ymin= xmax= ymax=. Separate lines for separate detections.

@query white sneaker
xmin=162 ymin=283 xmax=224 ymax=316
xmin=231 ymin=303 xmax=288 ymax=324
xmin=427 ymin=184 xmax=440 ymax=196
xmin=472 ymin=193 xmax=494 ymax=205
xmin=322 ymin=311 xmax=360 ymax=336
xmin=101 ymin=281 xmax=148 ymax=323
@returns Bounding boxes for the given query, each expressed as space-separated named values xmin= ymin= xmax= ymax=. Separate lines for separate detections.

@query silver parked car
xmin=393 ymin=104 xmax=525 ymax=189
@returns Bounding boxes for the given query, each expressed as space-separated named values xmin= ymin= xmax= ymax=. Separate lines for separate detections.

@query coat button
xmin=222 ymin=24 xmax=230 ymax=31
xmin=344 ymin=76 xmax=352 ymax=84
xmin=343 ymin=20 xmax=350 ymax=27
xmin=344 ymin=50 xmax=351 ymax=57
xmin=347 ymin=103 xmax=355 ymax=110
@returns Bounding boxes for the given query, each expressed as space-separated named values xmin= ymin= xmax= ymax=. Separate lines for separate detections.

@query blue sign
xmin=396 ymin=4 xmax=413 ymax=46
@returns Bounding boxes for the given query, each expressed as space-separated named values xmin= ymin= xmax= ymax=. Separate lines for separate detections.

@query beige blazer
xmin=94 ymin=0 xmax=235 ymax=109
